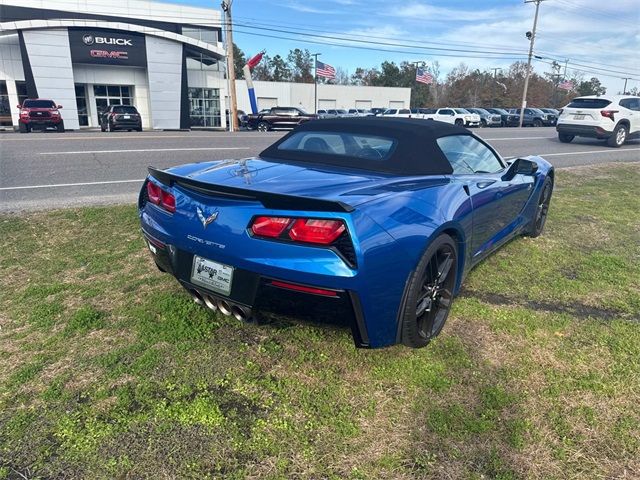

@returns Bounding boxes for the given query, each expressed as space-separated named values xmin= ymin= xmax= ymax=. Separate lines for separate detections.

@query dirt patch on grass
xmin=459 ymin=288 xmax=627 ymax=321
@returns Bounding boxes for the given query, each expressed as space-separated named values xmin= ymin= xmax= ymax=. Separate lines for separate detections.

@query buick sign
xmin=69 ymin=28 xmax=146 ymax=67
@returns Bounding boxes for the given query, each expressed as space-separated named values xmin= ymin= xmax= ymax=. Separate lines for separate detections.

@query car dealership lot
xmin=1 ymin=127 xmax=639 ymax=212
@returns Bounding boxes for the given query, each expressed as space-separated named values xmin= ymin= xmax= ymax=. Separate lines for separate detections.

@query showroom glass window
xmin=93 ymin=85 xmax=134 ymax=117
xmin=0 ymin=81 xmax=11 ymax=127
xmin=437 ymin=135 xmax=504 ymax=174
xmin=186 ymin=51 xmax=220 ymax=71
xmin=188 ymin=88 xmax=221 ymax=127
xmin=75 ymin=84 xmax=89 ymax=127
xmin=182 ymin=27 xmax=219 ymax=44
xmin=15 ymin=81 xmax=28 ymax=107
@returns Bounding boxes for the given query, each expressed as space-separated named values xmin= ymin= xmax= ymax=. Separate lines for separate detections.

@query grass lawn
xmin=1 ymin=163 xmax=639 ymax=479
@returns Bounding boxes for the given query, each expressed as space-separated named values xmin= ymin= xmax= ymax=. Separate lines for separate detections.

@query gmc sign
xmin=69 ymin=28 xmax=146 ymax=66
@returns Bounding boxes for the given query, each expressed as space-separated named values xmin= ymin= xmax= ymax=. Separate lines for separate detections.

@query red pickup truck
xmin=18 ymin=98 xmax=65 ymax=132
xmin=246 ymin=107 xmax=317 ymax=132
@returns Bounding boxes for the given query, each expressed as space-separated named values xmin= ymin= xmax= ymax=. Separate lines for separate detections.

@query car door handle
xmin=476 ymin=181 xmax=496 ymax=189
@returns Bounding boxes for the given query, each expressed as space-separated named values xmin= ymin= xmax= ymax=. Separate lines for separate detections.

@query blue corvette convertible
xmin=139 ymin=118 xmax=553 ymax=348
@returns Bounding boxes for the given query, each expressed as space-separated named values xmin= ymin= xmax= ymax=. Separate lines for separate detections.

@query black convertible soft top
xmin=259 ymin=117 xmax=471 ymax=175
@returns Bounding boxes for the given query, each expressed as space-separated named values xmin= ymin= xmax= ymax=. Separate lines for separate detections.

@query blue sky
xmin=172 ymin=0 xmax=639 ymax=93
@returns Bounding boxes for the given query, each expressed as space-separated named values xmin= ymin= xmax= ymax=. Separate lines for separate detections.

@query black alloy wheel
xmin=525 ymin=177 xmax=553 ymax=237
xmin=402 ymin=234 xmax=458 ymax=348
xmin=558 ymin=133 xmax=574 ymax=143
xmin=257 ymin=121 xmax=270 ymax=132
xmin=533 ymin=118 xmax=543 ymax=127
xmin=454 ymin=119 xmax=464 ymax=126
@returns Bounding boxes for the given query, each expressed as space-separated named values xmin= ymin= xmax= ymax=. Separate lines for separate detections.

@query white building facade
xmin=233 ymin=81 xmax=411 ymax=114
xmin=0 ymin=0 xmax=227 ymax=130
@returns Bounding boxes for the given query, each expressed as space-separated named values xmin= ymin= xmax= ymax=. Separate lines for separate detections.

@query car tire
xmin=100 ymin=123 xmax=106 ymax=132
xmin=401 ymin=233 xmax=458 ymax=349
xmin=533 ymin=119 xmax=543 ymax=127
xmin=524 ymin=176 xmax=553 ymax=238
xmin=108 ymin=122 xmax=114 ymax=132
xmin=56 ymin=121 xmax=65 ymax=133
xmin=607 ymin=124 xmax=628 ymax=148
xmin=136 ymin=127 xmax=143 ymax=132
xmin=480 ymin=119 xmax=487 ymax=128
xmin=19 ymin=122 xmax=28 ymax=133
xmin=257 ymin=121 xmax=270 ymax=132
xmin=558 ymin=133 xmax=574 ymax=143
xmin=454 ymin=119 xmax=464 ymax=127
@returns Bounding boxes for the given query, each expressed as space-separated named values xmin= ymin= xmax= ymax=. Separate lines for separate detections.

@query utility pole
xmin=222 ymin=0 xmax=238 ymax=131
xmin=491 ymin=68 xmax=502 ymax=106
xmin=519 ymin=0 xmax=545 ymax=128
xmin=312 ymin=52 xmax=321 ymax=113
xmin=622 ymin=77 xmax=630 ymax=94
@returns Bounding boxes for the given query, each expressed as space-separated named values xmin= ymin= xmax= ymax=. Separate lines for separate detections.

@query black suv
xmin=100 ymin=105 xmax=142 ymax=132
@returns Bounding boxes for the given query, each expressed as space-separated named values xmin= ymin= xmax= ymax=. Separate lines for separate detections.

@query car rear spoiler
xmin=148 ymin=166 xmax=355 ymax=213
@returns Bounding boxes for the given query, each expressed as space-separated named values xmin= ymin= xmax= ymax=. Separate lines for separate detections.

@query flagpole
xmin=312 ymin=53 xmax=321 ymax=113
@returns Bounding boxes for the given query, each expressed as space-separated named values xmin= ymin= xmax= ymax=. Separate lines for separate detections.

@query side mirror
xmin=57 ymin=105 xmax=63 ymax=109
xmin=16 ymin=104 xmax=21 ymax=109
xmin=502 ymin=158 xmax=538 ymax=180
xmin=516 ymin=159 xmax=538 ymax=175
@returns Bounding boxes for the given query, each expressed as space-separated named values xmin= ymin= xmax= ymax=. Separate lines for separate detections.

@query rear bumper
xmin=556 ymin=123 xmax=612 ymax=139
xmin=142 ymin=229 xmax=371 ymax=348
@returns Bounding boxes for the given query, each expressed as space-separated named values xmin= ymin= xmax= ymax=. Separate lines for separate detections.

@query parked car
xmin=508 ymin=108 xmax=552 ymax=127
xmin=370 ymin=107 xmax=386 ymax=116
xmin=486 ymin=108 xmax=520 ymax=127
xmin=556 ymin=95 xmax=640 ymax=147
xmin=100 ymin=105 xmax=142 ymax=132
xmin=540 ymin=108 xmax=560 ymax=117
xmin=381 ymin=108 xmax=412 ymax=118
xmin=246 ymin=107 xmax=317 ymax=131
xmin=423 ymin=108 xmax=480 ymax=126
xmin=410 ymin=108 xmax=436 ymax=119
xmin=464 ymin=108 xmax=502 ymax=127
xmin=348 ymin=109 xmax=374 ymax=116
xmin=18 ymin=98 xmax=64 ymax=132
xmin=139 ymin=117 xmax=553 ymax=348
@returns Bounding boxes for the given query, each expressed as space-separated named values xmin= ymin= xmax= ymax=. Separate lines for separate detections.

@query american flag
xmin=558 ymin=80 xmax=575 ymax=91
xmin=316 ymin=60 xmax=336 ymax=79
xmin=416 ymin=67 xmax=434 ymax=85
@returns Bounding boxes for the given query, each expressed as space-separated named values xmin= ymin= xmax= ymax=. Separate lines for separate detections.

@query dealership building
xmin=0 ymin=0 xmax=227 ymax=130
xmin=0 ymin=0 xmax=411 ymax=131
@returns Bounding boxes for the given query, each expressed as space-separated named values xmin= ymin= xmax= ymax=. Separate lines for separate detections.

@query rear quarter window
xmin=567 ymin=98 xmax=612 ymax=109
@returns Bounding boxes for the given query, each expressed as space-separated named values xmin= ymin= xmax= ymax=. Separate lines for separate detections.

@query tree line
xmin=233 ymin=45 xmax=616 ymax=108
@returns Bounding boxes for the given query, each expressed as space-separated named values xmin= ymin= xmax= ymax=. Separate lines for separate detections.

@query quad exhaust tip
xmin=188 ymin=287 xmax=252 ymax=321
xmin=202 ymin=294 xmax=218 ymax=311
xmin=217 ymin=300 xmax=233 ymax=316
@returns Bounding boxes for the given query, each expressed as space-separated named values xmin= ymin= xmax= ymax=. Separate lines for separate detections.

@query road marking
xmin=484 ymin=136 xmax=553 ymax=141
xmin=540 ymin=147 xmax=640 ymax=157
xmin=40 ymin=147 xmax=252 ymax=155
xmin=0 ymin=133 xmax=282 ymax=141
xmin=0 ymin=179 xmax=145 ymax=191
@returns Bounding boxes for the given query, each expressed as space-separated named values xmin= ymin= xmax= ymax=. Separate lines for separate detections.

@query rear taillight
xmin=289 ymin=219 xmax=345 ymax=245
xmin=270 ymin=280 xmax=339 ymax=297
xmin=146 ymin=180 xmax=176 ymax=213
xmin=249 ymin=216 xmax=346 ymax=245
xmin=251 ymin=216 xmax=290 ymax=238
xmin=601 ymin=110 xmax=618 ymax=121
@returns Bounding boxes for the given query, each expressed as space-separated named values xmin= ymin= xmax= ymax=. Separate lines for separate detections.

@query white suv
xmin=556 ymin=95 xmax=640 ymax=147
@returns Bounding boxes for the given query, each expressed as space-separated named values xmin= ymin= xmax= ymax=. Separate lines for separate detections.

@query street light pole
xmin=491 ymin=68 xmax=501 ymax=106
xmin=622 ymin=77 xmax=630 ymax=94
xmin=519 ymin=0 xmax=545 ymax=128
xmin=312 ymin=52 xmax=321 ymax=113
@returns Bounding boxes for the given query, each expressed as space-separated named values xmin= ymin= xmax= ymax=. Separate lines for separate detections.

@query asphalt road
xmin=1 ymin=127 xmax=639 ymax=212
